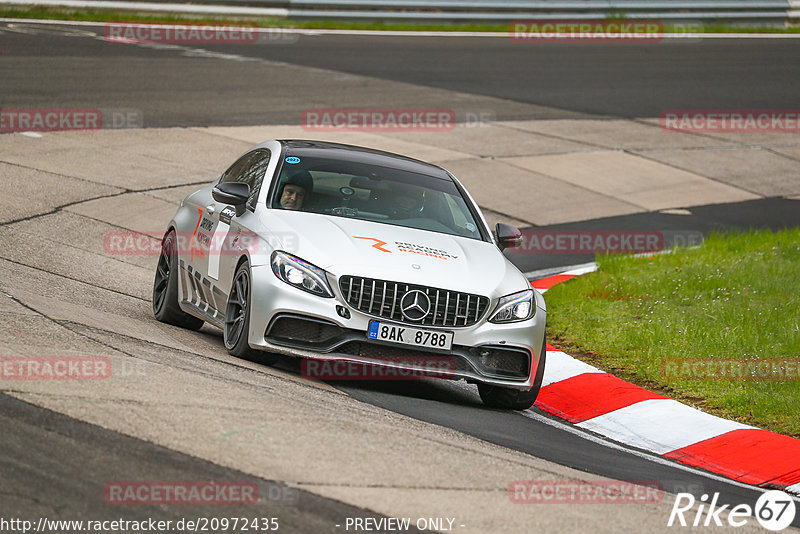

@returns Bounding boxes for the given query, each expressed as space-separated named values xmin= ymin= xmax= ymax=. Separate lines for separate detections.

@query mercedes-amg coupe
xmin=152 ymin=140 xmax=546 ymax=409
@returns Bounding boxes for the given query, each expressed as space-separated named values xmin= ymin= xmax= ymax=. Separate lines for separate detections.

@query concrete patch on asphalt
xmin=196 ymin=125 xmax=472 ymax=164
xmin=0 ymin=256 xmax=152 ymax=321
xmin=381 ymin=123 xmax=593 ymax=158
xmin=0 ymin=160 xmax=123 ymax=224
xmin=501 ymin=119 xmax=740 ymax=151
xmin=9 ymin=210 xmax=156 ymax=271
xmin=142 ymin=183 xmax=213 ymax=204
xmin=0 ymin=221 xmax=154 ymax=300
xmin=66 ymin=191 xmax=178 ymax=234
xmin=637 ymin=147 xmax=800 ymax=197
xmin=441 ymin=157 xmax=641 ymax=226
xmin=503 ymin=151 xmax=758 ymax=211
xmin=0 ymin=143 xmax=212 ymax=190
xmin=76 ymin=126 xmax=252 ymax=171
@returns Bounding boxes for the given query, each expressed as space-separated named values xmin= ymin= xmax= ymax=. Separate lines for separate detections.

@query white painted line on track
xmin=576 ymin=398 xmax=754 ymax=455
xmin=2 ymin=17 xmax=800 ymax=38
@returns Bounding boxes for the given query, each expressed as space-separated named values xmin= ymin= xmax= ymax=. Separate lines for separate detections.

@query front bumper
xmin=247 ymin=264 xmax=546 ymax=390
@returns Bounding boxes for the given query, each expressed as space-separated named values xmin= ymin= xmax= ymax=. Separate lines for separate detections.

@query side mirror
xmin=496 ymin=223 xmax=522 ymax=251
xmin=212 ymin=182 xmax=250 ymax=216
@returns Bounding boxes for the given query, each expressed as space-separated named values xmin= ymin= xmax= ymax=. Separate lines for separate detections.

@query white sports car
xmin=153 ymin=140 xmax=546 ymax=409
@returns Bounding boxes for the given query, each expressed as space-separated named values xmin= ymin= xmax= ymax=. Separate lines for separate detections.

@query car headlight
xmin=488 ymin=289 xmax=535 ymax=323
xmin=271 ymin=251 xmax=334 ymax=298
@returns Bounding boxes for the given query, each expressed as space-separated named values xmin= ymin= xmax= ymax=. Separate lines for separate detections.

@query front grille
xmin=338 ymin=276 xmax=489 ymax=327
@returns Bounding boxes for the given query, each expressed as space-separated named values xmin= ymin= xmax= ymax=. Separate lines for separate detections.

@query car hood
xmin=258 ymin=210 xmax=528 ymax=298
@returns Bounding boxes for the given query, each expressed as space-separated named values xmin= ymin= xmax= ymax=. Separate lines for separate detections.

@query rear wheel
xmin=478 ymin=337 xmax=547 ymax=410
xmin=153 ymin=231 xmax=204 ymax=331
xmin=224 ymin=262 xmax=278 ymax=365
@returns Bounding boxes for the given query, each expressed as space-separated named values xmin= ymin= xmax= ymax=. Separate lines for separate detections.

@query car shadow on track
xmin=270 ymin=354 xmax=484 ymax=409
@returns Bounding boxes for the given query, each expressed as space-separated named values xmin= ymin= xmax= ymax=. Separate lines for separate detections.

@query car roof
xmin=278 ymin=139 xmax=452 ymax=181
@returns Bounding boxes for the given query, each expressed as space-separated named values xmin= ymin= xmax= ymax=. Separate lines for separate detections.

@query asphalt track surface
xmin=1 ymin=393 xmax=418 ymax=531
xmin=2 ymin=20 xmax=800 ymax=532
xmin=2 ymin=24 xmax=800 ymax=124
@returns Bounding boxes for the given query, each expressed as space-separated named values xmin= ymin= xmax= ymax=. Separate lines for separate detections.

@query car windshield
xmin=271 ymin=156 xmax=484 ymax=240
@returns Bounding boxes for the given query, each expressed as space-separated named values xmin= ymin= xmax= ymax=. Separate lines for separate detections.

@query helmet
xmin=283 ymin=170 xmax=313 ymax=196
xmin=391 ymin=184 xmax=423 ymax=217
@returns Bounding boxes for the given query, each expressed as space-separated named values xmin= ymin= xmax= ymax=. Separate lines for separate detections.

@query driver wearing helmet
xmin=390 ymin=184 xmax=424 ymax=219
xmin=279 ymin=170 xmax=313 ymax=211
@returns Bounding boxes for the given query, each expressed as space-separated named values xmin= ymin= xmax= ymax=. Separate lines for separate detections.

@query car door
xmin=178 ymin=184 xmax=218 ymax=322
xmin=200 ymin=148 xmax=272 ymax=321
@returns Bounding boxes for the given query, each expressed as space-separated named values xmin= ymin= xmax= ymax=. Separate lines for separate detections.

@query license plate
xmin=368 ymin=321 xmax=453 ymax=351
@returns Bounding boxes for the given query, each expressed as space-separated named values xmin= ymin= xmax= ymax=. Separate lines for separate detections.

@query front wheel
xmin=478 ymin=337 xmax=547 ymax=410
xmin=224 ymin=262 xmax=278 ymax=365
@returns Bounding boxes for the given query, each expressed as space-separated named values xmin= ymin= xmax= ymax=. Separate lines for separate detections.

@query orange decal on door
xmin=190 ymin=206 xmax=203 ymax=261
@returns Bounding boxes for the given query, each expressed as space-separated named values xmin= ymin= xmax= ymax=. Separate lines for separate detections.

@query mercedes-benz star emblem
xmin=400 ymin=290 xmax=431 ymax=321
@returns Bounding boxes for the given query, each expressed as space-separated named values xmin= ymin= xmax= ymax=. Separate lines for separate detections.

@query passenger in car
xmin=279 ymin=171 xmax=313 ymax=210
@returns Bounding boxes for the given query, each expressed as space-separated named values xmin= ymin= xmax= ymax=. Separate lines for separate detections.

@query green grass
xmin=545 ymin=228 xmax=800 ymax=437
xmin=1 ymin=7 xmax=800 ymax=33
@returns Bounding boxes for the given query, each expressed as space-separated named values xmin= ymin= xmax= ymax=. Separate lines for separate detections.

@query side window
xmin=219 ymin=149 xmax=271 ymax=209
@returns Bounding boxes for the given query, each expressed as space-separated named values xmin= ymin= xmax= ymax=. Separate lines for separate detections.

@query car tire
xmin=477 ymin=336 xmax=547 ymax=410
xmin=153 ymin=230 xmax=205 ymax=331
xmin=224 ymin=261 xmax=278 ymax=365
